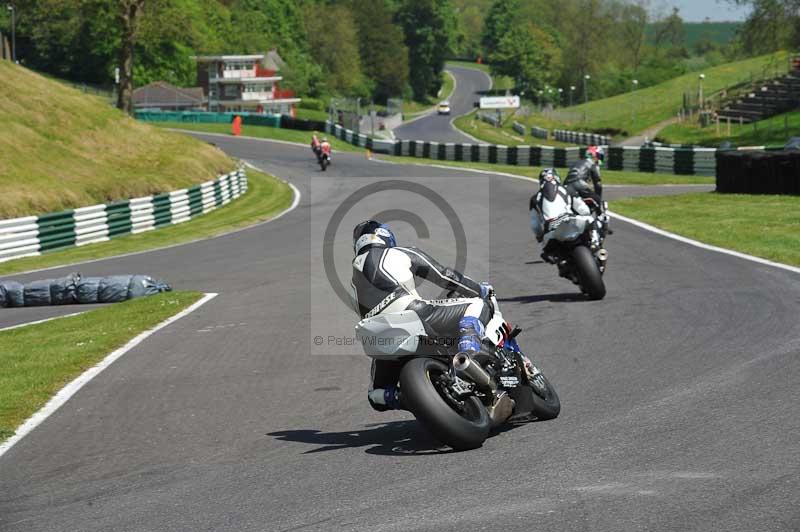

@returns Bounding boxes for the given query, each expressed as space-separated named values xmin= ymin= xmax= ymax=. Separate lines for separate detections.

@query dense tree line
xmin=452 ymin=0 xmax=760 ymax=103
xmin=0 ymin=0 xmax=459 ymax=105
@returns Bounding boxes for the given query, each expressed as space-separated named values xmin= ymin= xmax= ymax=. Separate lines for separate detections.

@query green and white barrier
xmin=324 ymin=120 xmax=718 ymax=175
xmin=0 ymin=168 xmax=247 ymax=263
xmin=554 ymin=129 xmax=611 ymax=145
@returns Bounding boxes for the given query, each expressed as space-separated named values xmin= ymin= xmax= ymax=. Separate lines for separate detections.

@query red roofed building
xmin=193 ymin=51 xmax=300 ymax=115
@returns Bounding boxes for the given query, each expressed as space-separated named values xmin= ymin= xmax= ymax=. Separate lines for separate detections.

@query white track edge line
xmin=0 ymin=292 xmax=218 ymax=459
xmin=4 ymin=162 xmax=301 ymax=277
xmin=371 ymin=157 xmax=798 ymax=275
xmin=0 ymin=312 xmax=86 ymax=332
xmin=607 ymin=210 xmax=800 ymax=275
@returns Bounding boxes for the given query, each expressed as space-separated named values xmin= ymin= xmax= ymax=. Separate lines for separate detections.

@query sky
xmin=656 ymin=0 xmax=751 ymax=22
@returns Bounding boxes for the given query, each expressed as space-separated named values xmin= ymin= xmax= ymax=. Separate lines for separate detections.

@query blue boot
xmin=457 ymin=316 xmax=484 ymax=354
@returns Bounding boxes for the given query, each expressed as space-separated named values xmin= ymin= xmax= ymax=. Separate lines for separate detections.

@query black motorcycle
xmin=355 ymin=293 xmax=560 ymax=451
xmin=319 ymin=152 xmax=330 ymax=171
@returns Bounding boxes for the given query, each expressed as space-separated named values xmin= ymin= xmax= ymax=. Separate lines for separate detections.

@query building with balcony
xmin=193 ymin=53 xmax=301 ymax=114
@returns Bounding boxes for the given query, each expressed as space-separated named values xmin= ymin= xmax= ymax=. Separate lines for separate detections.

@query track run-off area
xmin=1 ymin=65 xmax=799 ymax=532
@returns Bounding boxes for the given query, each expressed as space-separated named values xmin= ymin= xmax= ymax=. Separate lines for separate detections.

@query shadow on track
xmin=498 ymin=292 xmax=589 ymax=304
xmin=268 ymin=420 xmax=455 ymax=456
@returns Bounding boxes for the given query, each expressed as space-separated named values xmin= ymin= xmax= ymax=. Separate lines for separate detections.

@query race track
xmin=1 ymin=133 xmax=799 ymax=531
xmin=393 ymin=65 xmax=492 ymax=143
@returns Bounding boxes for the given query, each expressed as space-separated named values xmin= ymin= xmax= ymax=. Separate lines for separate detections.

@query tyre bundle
xmin=0 ymin=273 xmax=171 ymax=308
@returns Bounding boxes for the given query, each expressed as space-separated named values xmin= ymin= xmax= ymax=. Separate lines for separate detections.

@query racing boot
xmin=456 ymin=316 xmax=484 ymax=357
xmin=368 ymin=385 xmax=402 ymax=411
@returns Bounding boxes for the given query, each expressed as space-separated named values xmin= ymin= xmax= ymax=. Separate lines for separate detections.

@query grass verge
xmin=454 ymin=110 xmax=575 ymax=148
xmin=657 ymin=110 xmax=800 ymax=147
xmin=0 ymin=169 xmax=293 ymax=276
xmin=0 ymin=291 xmax=203 ymax=443
xmin=0 ymin=61 xmax=233 ymax=218
xmin=153 ymin=121 xmax=363 ymax=153
xmin=612 ymin=192 xmax=800 ymax=266
xmin=378 ymin=155 xmax=714 ymax=185
xmin=517 ymin=51 xmax=789 ymax=137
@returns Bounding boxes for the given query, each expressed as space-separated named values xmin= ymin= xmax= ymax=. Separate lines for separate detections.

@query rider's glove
xmin=479 ymin=282 xmax=494 ymax=299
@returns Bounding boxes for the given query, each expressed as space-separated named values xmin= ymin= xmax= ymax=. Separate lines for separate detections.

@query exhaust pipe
xmin=453 ymin=353 xmax=496 ymax=392
xmin=596 ymin=248 xmax=608 ymax=262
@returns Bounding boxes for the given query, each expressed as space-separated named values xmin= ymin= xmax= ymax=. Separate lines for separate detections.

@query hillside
xmin=520 ymin=51 xmax=789 ymax=137
xmin=0 ymin=61 xmax=233 ymax=218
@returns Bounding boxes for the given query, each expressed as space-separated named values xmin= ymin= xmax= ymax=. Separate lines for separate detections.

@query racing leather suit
xmin=564 ymin=159 xmax=603 ymax=214
xmin=352 ymin=245 xmax=490 ymax=409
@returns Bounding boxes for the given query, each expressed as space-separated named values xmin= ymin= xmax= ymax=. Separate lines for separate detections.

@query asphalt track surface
xmin=392 ymin=66 xmax=492 ymax=143
xmin=1 ymin=130 xmax=800 ymax=531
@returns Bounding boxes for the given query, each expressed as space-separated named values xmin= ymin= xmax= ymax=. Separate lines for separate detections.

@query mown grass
xmin=0 ymin=292 xmax=203 ymax=443
xmin=518 ymin=51 xmax=790 ymax=137
xmin=612 ymin=192 xmax=800 ymax=266
xmin=657 ymin=109 xmax=800 ymax=147
xmin=454 ymin=110 xmax=576 ymax=147
xmin=153 ymin=121 xmax=364 ymax=153
xmin=379 ymin=155 xmax=715 ymax=185
xmin=0 ymin=61 xmax=234 ymax=218
xmin=0 ymin=169 xmax=293 ymax=276
xmin=403 ymin=71 xmax=457 ymax=116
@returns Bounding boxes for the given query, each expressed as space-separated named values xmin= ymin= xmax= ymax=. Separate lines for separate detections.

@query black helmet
xmin=353 ymin=220 xmax=396 ymax=254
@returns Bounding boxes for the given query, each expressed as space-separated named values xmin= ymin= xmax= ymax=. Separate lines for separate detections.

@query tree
xmin=488 ymin=21 xmax=561 ymax=92
xmin=350 ymin=0 xmax=409 ymax=102
xmin=481 ymin=0 xmax=519 ymax=53
xmin=396 ymin=0 xmax=455 ymax=101
xmin=618 ymin=1 xmax=648 ymax=72
xmin=729 ymin=0 xmax=799 ymax=53
xmin=305 ymin=4 xmax=364 ymax=95
xmin=117 ymin=0 xmax=146 ymax=114
xmin=653 ymin=7 xmax=686 ymax=50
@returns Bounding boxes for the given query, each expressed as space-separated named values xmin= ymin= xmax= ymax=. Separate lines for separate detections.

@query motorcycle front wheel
xmin=572 ymin=245 xmax=606 ymax=300
xmin=399 ymin=357 xmax=490 ymax=451
xmin=527 ymin=372 xmax=561 ymax=420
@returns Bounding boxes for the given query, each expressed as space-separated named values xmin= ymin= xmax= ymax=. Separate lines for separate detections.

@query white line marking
xmin=4 ymin=162 xmax=301 ymax=277
xmin=0 ymin=292 xmax=218 ymax=459
xmin=371 ymin=157 xmax=798 ymax=274
xmin=0 ymin=312 xmax=86 ymax=332
xmin=608 ymin=210 xmax=800 ymax=275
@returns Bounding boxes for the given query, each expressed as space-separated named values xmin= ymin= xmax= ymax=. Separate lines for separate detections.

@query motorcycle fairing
xmin=355 ymin=310 xmax=426 ymax=359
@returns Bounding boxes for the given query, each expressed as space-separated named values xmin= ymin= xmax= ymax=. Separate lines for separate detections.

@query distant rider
xmin=320 ymin=137 xmax=332 ymax=159
xmin=530 ymin=168 xmax=594 ymax=263
xmin=311 ymin=133 xmax=322 ymax=160
xmin=564 ymin=145 xmax=604 ymax=215
xmin=350 ymin=220 xmax=493 ymax=411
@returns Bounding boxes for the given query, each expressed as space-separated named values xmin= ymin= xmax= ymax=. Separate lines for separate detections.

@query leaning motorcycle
xmin=355 ymin=293 xmax=560 ymax=451
xmin=536 ymin=206 xmax=608 ymax=300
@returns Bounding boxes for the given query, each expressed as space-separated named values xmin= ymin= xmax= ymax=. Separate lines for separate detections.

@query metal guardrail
xmin=0 ymin=168 xmax=247 ymax=263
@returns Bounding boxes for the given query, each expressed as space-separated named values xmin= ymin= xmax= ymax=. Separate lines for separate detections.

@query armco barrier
xmin=136 ymin=110 xmax=327 ymax=131
xmin=324 ymin=121 xmax=718 ymax=175
xmin=0 ymin=168 xmax=247 ymax=263
xmin=716 ymin=150 xmax=800 ymax=194
xmin=554 ymin=129 xmax=611 ymax=145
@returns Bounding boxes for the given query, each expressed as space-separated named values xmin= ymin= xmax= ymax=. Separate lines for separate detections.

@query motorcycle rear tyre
xmin=572 ymin=245 xmax=606 ymax=300
xmin=400 ymin=358 xmax=490 ymax=451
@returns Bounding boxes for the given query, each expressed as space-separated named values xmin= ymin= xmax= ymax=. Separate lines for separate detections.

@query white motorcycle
xmin=355 ymin=293 xmax=560 ymax=451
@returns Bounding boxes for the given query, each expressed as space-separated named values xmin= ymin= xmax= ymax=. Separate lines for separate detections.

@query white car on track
xmin=437 ymin=101 xmax=451 ymax=115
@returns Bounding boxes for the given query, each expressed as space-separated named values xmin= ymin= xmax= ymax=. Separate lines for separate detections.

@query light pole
xmin=631 ymin=79 xmax=639 ymax=122
xmin=6 ymin=4 xmax=15 ymax=63
xmin=558 ymin=87 xmax=563 ymax=107
xmin=569 ymin=85 xmax=575 ymax=107
xmin=583 ymin=74 xmax=590 ymax=104
xmin=698 ymin=73 xmax=705 ymax=109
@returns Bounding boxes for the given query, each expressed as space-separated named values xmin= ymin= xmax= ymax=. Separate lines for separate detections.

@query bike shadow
xmin=268 ymin=420 xmax=455 ymax=456
xmin=498 ymin=292 xmax=587 ymax=304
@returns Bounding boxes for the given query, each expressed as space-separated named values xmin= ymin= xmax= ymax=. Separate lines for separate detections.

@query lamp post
xmin=698 ymin=73 xmax=705 ymax=109
xmin=558 ymin=87 xmax=563 ymax=107
xmin=631 ymin=79 xmax=639 ymax=122
xmin=6 ymin=4 xmax=15 ymax=63
xmin=569 ymin=85 xmax=575 ymax=107
xmin=583 ymin=74 xmax=590 ymax=104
